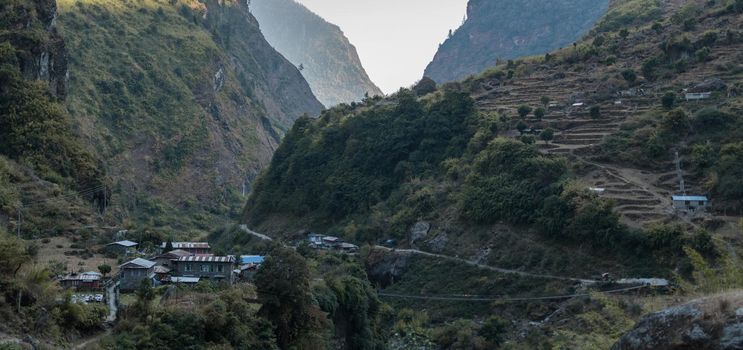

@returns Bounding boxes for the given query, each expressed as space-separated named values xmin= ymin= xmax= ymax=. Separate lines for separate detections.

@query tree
xmin=255 ymin=246 xmax=320 ymax=349
xmin=662 ymin=92 xmax=676 ymax=109
xmin=619 ymin=28 xmax=630 ymax=39
xmin=534 ymin=107 xmax=546 ymax=120
xmin=133 ymin=279 xmax=155 ymax=318
xmin=540 ymin=96 xmax=550 ymax=107
xmin=517 ymin=105 xmax=532 ymax=119
xmin=516 ymin=121 xmax=528 ymax=135
xmin=412 ymin=77 xmax=437 ymax=96
xmin=695 ymin=47 xmax=711 ymax=62
xmin=540 ymin=128 xmax=555 ymax=144
xmin=164 ymin=238 xmax=173 ymax=252
xmin=661 ymin=108 xmax=690 ymax=135
xmin=480 ymin=316 xmax=508 ymax=348
xmin=97 ymin=264 xmax=111 ymax=277
xmin=589 ymin=106 xmax=601 ymax=119
xmin=622 ymin=69 xmax=637 ymax=84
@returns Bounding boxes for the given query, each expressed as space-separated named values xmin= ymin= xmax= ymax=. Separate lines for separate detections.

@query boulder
xmin=612 ymin=293 xmax=743 ymax=350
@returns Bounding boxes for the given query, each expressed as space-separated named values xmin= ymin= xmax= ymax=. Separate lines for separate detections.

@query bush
xmin=661 ymin=108 xmax=690 ymax=136
xmin=534 ymin=107 xmax=546 ymax=120
xmin=661 ymin=92 xmax=676 ymax=109
xmin=621 ymin=69 xmax=637 ymax=83
xmin=589 ymin=106 xmax=601 ymax=119
xmin=517 ymin=105 xmax=532 ymax=119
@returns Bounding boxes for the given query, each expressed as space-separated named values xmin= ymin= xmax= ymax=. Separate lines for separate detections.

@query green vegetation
xmin=594 ymin=0 xmax=663 ymax=33
xmin=0 ymin=228 xmax=106 ymax=344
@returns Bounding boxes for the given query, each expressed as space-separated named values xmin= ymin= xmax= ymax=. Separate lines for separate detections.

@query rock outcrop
xmin=250 ymin=0 xmax=383 ymax=107
xmin=424 ymin=0 xmax=610 ymax=83
xmin=3 ymin=0 xmax=68 ymax=98
xmin=612 ymin=294 xmax=743 ymax=350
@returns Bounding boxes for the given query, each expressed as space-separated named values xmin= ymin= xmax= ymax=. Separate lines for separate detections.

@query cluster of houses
xmin=60 ymin=233 xmax=359 ymax=293
xmin=307 ymin=233 xmax=359 ymax=253
xmin=78 ymin=241 xmax=266 ymax=292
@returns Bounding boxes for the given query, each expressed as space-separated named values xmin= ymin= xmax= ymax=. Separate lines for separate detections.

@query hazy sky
xmin=296 ymin=0 xmax=469 ymax=94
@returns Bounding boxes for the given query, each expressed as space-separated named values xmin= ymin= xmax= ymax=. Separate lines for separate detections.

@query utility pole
xmin=675 ymin=151 xmax=686 ymax=195
xmin=16 ymin=205 xmax=21 ymax=238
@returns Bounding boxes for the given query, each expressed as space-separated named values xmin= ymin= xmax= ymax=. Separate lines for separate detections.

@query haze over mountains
xmin=251 ymin=0 xmax=383 ymax=106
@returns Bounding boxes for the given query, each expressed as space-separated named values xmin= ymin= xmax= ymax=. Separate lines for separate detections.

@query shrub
xmin=517 ymin=105 xmax=532 ymax=119
xmin=661 ymin=92 xmax=676 ymax=109
xmin=661 ymin=108 xmax=690 ymax=135
xmin=589 ymin=106 xmax=601 ymax=119
xmin=534 ymin=107 xmax=546 ymax=120
xmin=621 ymin=69 xmax=637 ymax=83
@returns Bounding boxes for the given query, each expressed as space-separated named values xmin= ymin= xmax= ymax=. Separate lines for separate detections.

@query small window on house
xmin=685 ymin=200 xmax=691 ymax=206
xmin=185 ymin=263 xmax=192 ymax=272
xmin=209 ymin=265 xmax=215 ymax=273
xmin=699 ymin=201 xmax=705 ymax=206
xmin=201 ymin=264 xmax=208 ymax=272
xmin=217 ymin=265 xmax=223 ymax=273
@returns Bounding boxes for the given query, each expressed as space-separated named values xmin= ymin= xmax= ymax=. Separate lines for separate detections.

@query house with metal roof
xmin=105 ymin=240 xmax=138 ymax=256
xmin=160 ymin=242 xmax=211 ymax=255
xmin=151 ymin=249 xmax=192 ymax=268
xmin=171 ymin=255 xmax=236 ymax=284
xmin=119 ymin=258 xmax=157 ymax=291
xmin=240 ymin=255 xmax=265 ymax=265
xmin=59 ymin=271 xmax=104 ymax=290
xmin=672 ymin=195 xmax=709 ymax=211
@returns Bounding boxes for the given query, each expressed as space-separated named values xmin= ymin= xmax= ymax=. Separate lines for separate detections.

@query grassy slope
xmin=55 ymin=0 xmax=323 ymax=236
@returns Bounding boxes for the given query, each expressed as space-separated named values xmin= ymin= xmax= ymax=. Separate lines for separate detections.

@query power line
xmin=377 ymin=285 xmax=647 ymax=303
xmin=21 ymin=185 xmax=106 ymax=206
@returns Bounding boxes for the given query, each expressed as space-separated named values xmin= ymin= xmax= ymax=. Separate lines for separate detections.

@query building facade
xmin=119 ymin=258 xmax=156 ymax=291
xmin=171 ymin=256 xmax=236 ymax=283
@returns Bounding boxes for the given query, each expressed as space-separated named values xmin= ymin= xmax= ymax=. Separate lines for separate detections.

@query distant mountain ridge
xmin=424 ymin=0 xmax=611 ymax=83
xmin=250 ymin=0 xmax=383 ymax=107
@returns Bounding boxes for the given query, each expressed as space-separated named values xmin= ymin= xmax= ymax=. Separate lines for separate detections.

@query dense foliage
xmin=245 ymin=89 xmax=477 ymax=224
xmin=0 ymin=36 xmax=106 ymax=206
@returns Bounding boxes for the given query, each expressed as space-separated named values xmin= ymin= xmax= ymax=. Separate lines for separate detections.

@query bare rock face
xmin=6 ymin=0 xmax=68 ymax=98
xmin=424 ymin=0 xmax=610 ymax=83
xmin=409 ymin=221 xmax=431 ymax=246
xmin=365 ymin=248 xmax=411 ymax=288
xmin=612 ymin=294 xmax=743 ymax=350
xmin=251 ymin=0 xmax=383 ymax=107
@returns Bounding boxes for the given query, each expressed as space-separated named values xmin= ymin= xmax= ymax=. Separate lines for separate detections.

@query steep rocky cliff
xmin=424 ymin=0 xmax=610 ymax=83
xmin=1 ymin=0 xmax=107 ymax=234
xmin=1 ymin=0 xmax=67 ymax=98
xmin=55 ymin=0 xmax=323 ymax=232
xmin=250 ymin=0 xmax=383 ymax=107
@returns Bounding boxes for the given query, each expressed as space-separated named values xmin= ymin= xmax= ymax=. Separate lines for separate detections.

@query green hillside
xmin=244 ymin=0 xmax=743 ymax=347
xmin=54 ymin=0 xmax=323 ymax=235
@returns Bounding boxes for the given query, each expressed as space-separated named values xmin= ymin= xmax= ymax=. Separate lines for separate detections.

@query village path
xmin=373 ymin=246 xmax=598 ymax=285
xmin=105 ymin=282 xmax=118 ymax=323
xmin=239 ymin=224 xmax=273 ymax=241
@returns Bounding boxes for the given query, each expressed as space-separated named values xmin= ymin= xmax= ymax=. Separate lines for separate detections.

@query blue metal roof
xmin=672 ymin=195 xmax=708 ymax=201
xmin=240 ymin=255 xmax=265 ymax=264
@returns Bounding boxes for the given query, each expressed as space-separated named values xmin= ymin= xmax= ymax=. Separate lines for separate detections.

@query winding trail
xmin=374 ymin=246 xmax=598 ymax=284
xmin=239 ymin=224 xmax=274 ymax=241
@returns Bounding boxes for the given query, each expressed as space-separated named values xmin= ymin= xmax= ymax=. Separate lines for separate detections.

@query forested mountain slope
xmin=1 ymin=0 xmax=107 ymax=236
xmin=424 ymin=0 xmax=611 ymax=83
xmin=244 ymin=0 xmax=743 ymax=346
xmin=53 ymin=0 xmax=323 ymax=234
xmin=250 ymin=0 xmax=383 ymax=107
